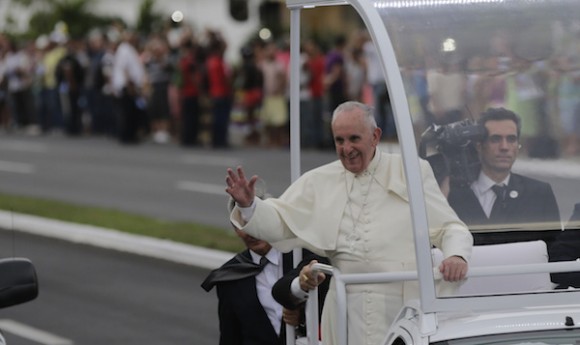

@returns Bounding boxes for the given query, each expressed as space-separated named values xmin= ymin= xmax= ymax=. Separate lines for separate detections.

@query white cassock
xmin=231 ymin=148 xmax=473 ymax=345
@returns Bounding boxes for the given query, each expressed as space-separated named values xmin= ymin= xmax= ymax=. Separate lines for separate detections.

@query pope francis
xmin=225 ymin=101 xmax=473 ymax=345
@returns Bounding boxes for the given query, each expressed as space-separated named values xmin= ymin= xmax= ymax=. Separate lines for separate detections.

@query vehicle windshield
xmin=372 ymin=0 xmax=580 ymax=295
xmin=432 ymin=328 xmax=580 ymax=345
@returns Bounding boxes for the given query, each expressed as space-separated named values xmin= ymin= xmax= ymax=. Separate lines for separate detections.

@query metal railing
xmin=296 ymin=260 xmax=580 ymax=345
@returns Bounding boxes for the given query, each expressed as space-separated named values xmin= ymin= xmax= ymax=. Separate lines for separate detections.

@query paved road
xmin=0 ymin=229 xmax=219 ymax=345
xmin=2 ymin=134 xmax=580 ymax=226
xmin=0 ymin=135 xmax=337 ymax=231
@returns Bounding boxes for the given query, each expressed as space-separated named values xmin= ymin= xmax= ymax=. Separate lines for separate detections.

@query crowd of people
xmin=403 ymin=27 xmax=580 ymax=158
xmin=1 ymin=22 xmax=579 ymax=156
xmin=0 ymin=24 xmax=241 ymax=147
xmin=0 ymin=24 xmax=397 ymax=149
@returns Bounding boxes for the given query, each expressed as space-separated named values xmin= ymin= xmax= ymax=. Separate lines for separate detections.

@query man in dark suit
xmin=208 ymin=233 xmax=294 ymax=345
xmin=272 ymin=253 xmax=331 ymax=340
xmin=202 ymin=188 xmax=295 ymax=345
xmin=549 ymin=203 xmax=580 ymax=288
xmin=447 ymin=108 xmax=561 ymax=245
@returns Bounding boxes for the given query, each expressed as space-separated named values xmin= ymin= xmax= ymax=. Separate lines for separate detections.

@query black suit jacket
xmin=447 ymin=173 xmax=561 ymax=245
xmin=549 ymin=202 xmax=580 ymax=288
xmin=271 ymin=251 xmax=330 ymax=337
xmin=215 ymin=250 xmax=294 ymax=345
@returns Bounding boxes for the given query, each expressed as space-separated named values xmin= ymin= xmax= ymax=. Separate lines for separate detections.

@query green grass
xmin=0 ymin=192 xmax=245 ymax=253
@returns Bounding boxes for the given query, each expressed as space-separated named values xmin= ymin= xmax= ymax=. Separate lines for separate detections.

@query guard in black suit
xmin=201 ymin=187 xmax=299 ymax=345
xmin=272 ymin=252 xmax=331 ymax=338
xmin=447 ymin=108 xmax=561 ymax=245
xmin=549 ymin=203 xmax=580 ymax=288
xmin=204 ymin=247 xmax=294 ymax=345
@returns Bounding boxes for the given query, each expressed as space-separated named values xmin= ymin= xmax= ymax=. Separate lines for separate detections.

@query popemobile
xmin=282 ymin=0 xmax=580 ymax=344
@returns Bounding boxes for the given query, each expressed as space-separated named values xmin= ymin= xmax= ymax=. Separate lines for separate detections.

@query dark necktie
xmin=490 ymin=184 xmax=508 ymax=219
xmin=201 ymin=254 xmax=269 ymax=292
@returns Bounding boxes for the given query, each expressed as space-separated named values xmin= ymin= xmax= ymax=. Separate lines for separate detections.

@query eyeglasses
xmin=485 ymin=134 xmax=519 ymax=145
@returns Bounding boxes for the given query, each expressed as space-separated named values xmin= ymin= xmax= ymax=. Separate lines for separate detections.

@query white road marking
xmin=0 ymin=319 xmax=73 ymax=345
xmin=176 ymin=181 xmax=227 ymax=196
xmin=181 ymin=154 xmax=239 ymax=167
xmin=0 ymin=140 xmax=47 ymax=153
xmin=0 ymin=160 xmax=35 ymax=174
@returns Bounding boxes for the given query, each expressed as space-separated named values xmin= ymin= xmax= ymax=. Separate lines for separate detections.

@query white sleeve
xmin=238 ymin=197 xmax=258 ymax=222
xmin=290 ymin=277 xmax=309 ymax=302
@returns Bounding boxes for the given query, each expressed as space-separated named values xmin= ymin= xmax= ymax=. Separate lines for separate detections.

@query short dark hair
xmin=478 ymin=107 xmax=521 ymax=139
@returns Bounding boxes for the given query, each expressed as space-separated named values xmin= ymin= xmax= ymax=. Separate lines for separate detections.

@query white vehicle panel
xmin=286 ymin=0 xmax=580 ymax=344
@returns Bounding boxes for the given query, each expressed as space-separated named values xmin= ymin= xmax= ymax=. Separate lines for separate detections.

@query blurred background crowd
xmin=0 ymin=0 xmax=579 ymax=158
xmin=0 ymin=18 xmax=399 ymax=149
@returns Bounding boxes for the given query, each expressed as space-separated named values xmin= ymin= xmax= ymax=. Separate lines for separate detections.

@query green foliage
xmin=28 ymin=12 xmax=58 ymax=38
xmin=5 ymin=0 xmax=126 ymax=40
xmin=11 ymin=0 xmax=37 ymax=6
xmin=136 ymin=0 xmax=165 ymax=36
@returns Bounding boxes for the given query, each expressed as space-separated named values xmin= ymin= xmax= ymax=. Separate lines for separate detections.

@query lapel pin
xmin=509 ymin=190 xmax=518 ymax=199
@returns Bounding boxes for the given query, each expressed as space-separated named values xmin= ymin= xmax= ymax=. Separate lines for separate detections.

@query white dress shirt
xmin=250 ymin=248 xmax=283 ymax=335
xmin=111 ymin=41 xmax=146 ymax=97
xmin=470 ymin=172 xmax=511 ymax=218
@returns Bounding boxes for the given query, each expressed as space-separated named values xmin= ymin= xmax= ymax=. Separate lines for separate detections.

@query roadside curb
xmin=0 ymin=210 xmax=233 ymax=270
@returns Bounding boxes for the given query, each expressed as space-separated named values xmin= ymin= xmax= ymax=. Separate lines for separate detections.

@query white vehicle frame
xmin=283 ymin=0 xmax=580 ymax=344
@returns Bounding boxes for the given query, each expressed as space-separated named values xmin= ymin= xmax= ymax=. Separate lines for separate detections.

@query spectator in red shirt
xmin=305 ymin=39 xmax=325 ymax=149
xmin=205 ymin=32 xmax=232 ymax=148
xmin=177 ymin=39 xmax=202 ymax=146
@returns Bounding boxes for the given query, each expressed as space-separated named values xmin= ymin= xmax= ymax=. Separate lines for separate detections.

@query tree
xmin=7 ymin=0 xmax=123 ymax=40
xmin=135 ymin=0 xmax=165 ymax=36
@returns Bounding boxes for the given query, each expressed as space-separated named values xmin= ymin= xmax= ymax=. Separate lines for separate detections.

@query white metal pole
xmin=287 ymin=7 xmax=303 ymax=345
xmin=289 ymin=8 xmax=302 ymax=183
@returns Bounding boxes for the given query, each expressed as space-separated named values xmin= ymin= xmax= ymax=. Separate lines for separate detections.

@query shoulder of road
xmin=1 ymin=142 xmax=578 ymax=270
xmin=0 ymin=210 xmax=232 ymax=270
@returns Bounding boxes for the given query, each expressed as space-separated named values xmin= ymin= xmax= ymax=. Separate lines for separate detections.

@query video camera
xmin=419 ymin=119 xmax=485 ymax=187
